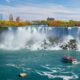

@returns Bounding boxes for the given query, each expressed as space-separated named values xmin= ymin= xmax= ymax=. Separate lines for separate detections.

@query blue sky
xmin=0 ymin=0 xmax=80 ymax=20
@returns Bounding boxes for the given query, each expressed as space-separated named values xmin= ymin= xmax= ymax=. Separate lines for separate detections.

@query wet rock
xmin=60 ymin=39 xmax=77 ymax=50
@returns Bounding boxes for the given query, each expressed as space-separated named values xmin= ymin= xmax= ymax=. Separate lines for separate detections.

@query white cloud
xmin=0 ymin=4 xmax=80 ymax=21
xmin=5 ymin=0 xmax=15 ymax=3
xmin=6 ymin=0 xmax=10 ymax=3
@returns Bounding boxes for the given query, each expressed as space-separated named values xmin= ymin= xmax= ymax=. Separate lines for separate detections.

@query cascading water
xmin=0 ymin=26 xmax=58 ymax=50
xmin=0 ymin=26 xmax=80 ymax=50
xmin=61 ymin=27 xmax=74 ymax=44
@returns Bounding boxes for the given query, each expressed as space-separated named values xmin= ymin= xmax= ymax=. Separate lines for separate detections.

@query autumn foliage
xmin=47 ymin=20 xmax=77 ymax=27
xmin=0 ymin=20 xmax=32 ymax=27
xmin=0 ymin=19 xmax=80 ymax=27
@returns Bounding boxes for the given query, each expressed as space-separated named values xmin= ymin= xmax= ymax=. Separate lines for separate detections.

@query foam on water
xmin=36 ymin=65 xmax=79 ymax=80
xmin=6 ymin=64 xmax=21 ymax=69
xmin=36 ymin=70 xmax=78 ymax=80
xmin=5 ymin=63 xmax=32 ymax=72
xmin=4 ymin=63 xmax=79 ymax=80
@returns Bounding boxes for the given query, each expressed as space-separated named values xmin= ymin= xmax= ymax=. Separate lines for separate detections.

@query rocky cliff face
xmin=60 ymin=39 xmax=77 ymax=50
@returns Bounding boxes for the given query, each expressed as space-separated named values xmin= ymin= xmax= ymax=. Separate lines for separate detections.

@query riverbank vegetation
xmin=37 ymin=20 xmax=78 ymax=27
xmin=0 ymin=19 xmax=80 ymax=27
xmin=0 ymin=20 xmax=31 ymax=27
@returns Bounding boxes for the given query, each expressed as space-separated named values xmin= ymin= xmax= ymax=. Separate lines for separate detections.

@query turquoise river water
xmin=0 ymin=49 xmax=80 ymax=80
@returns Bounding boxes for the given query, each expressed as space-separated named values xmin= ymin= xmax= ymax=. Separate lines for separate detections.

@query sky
xmin=0 ymin=0 xmax=80 ymax=21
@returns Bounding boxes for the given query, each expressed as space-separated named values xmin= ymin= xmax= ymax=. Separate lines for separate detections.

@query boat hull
xmin=62 ymin=56 xmax=77 ymax=64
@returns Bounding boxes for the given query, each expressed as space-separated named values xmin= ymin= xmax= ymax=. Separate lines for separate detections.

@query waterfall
xmin=0 ymin=26 xmax=80 ymax=50
xmin=62 ymin=27 xmax=74 ymax=43
xmin=0 ymin=26 xmax=57 ymax=50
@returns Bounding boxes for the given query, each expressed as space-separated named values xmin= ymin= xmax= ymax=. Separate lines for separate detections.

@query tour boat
xmin=62 ymin=56 xmax=77 ymax=64
xmin=19 ymin=73 xmax=28 ymax=78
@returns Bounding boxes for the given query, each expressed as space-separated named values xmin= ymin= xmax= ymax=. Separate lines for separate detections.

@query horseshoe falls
xmin=0 ymin=26 xmax=80 ymax=80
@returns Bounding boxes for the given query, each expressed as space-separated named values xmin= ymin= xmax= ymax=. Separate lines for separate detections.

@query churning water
xmin=0 ymin=50 xmax=80 ymax=80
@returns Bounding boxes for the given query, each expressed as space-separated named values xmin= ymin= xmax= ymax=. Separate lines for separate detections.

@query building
xmin=16 ymin=16 xmax=20 ymax=22
xmin=47 ymin=17 xmax=55 ymax=21
xmin=0 ymin=14 xmax=3 ymax=20
xmin=9 ymin=14 xmax=13 ymax=21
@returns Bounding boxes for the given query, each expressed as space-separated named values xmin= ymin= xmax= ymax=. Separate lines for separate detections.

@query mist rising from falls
xmin=0 ymin=26 xmax=59 ymax=50
xmin=0 ymin=26 xmax=80 ymax=50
